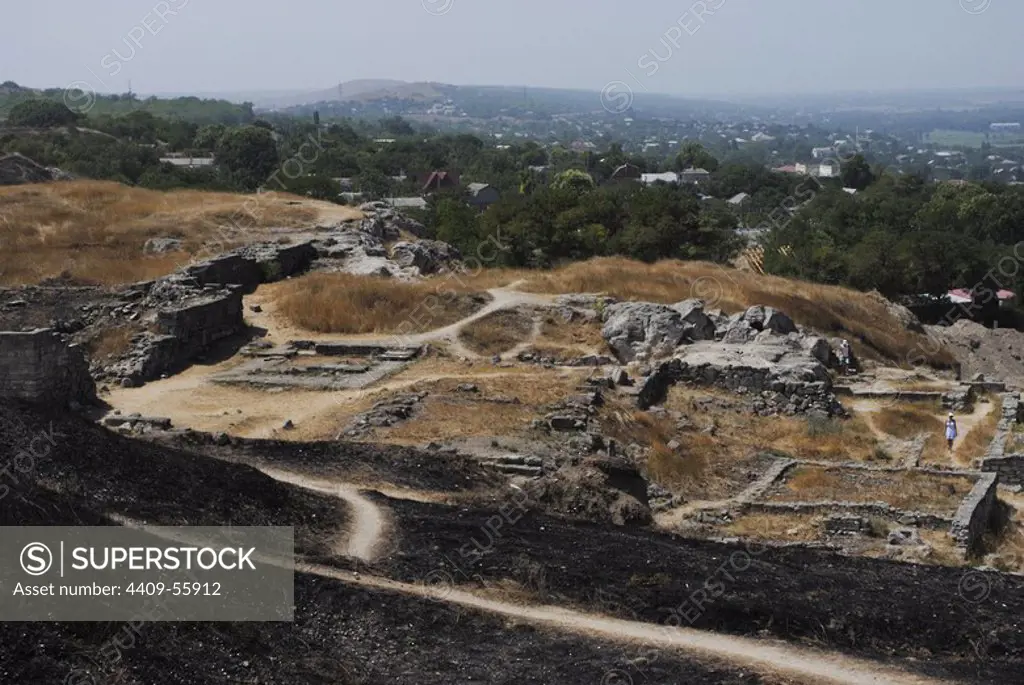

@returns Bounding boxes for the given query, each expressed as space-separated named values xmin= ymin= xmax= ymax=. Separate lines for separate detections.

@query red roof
xmin=948 ymin=288 xmax=1015 ymax=301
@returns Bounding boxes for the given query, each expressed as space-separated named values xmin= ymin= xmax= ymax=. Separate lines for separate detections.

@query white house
xmin=640 ymin=171 xmax=680 ymax=186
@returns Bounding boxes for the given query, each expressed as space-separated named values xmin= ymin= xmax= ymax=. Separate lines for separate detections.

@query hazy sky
xmin=3 ymin=0 xmax=1020 ymax=98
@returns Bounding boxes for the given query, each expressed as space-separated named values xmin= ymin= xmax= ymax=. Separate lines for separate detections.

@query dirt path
xmin=240 ymin=469 xmax=950 ymax=685
xmin=256 ymin=467 xmax=388 ymax=562
xmin=114 ymin=473 xmax=953 ymax=685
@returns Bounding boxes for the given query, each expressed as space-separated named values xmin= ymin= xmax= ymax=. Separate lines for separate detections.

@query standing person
xmin=839 ymin=339 xmax=852 ymax=373
xmin=945 ymin=413 xmax=958 ymax=451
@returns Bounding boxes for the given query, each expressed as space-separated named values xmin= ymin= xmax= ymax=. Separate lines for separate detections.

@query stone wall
xmin=982 ymin=454 xmax=1024 ymax=486
xmin=184 ymin=255 xmax=263 ymax=294
xmin=156 ymin=289 xmax=244 ymax=350
xmin=984 ymin=392 xmax=1021 ymax=461
xmin=114 ymin=289 xmax=245 ymax=386
xmin=0 ymin=329 xmax=96 ymax=405
xmin=950 ymin=472 xmax=999 ymax=552
xmin=185 ymin=242 xmax=317 ymax=294
xmin=637 ymin=352 xmax=843 ymax=416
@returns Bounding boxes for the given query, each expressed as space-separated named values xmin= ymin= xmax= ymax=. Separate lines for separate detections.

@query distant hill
xmin=246 ymin=79 xmax=756 ymax=119
xmin=254 ymin=80 xmax=446 ymax=109
xmin=0 ymin=82 xmax=254 ymax=125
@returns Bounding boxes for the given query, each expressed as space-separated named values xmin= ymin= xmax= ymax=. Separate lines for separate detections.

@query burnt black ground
xmin=3 ymin=404 xmax=1022 ymax=683
xmin=371 ymin=496 xmax=1024 ymax=684
xmin=0 ymin=401 xmax=345 ymax=555
xmin=3 ymin=572 xmax=788 ymax=685
xmin=191 ymin=435 xmax=504 ymax=494
xmin=0 ymin=405 xmax=788 ymax=685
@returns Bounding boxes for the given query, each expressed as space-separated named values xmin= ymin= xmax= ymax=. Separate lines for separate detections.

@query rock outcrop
xmin=390 ymin=240 xmax=462 ymax=276
xmin=601 ymin=302 xmax=687 ymax=362
xmin=637 ymin=338 xmax=843 ymax=416
xmin=0 ymin=153 xmax=70 ymax=186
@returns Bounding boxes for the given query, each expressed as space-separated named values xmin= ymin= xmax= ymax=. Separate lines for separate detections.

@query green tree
xmin=840 ymin=153 xmax=876 ymax=190
xmin=7 ymin=99 xmax=83 ymax=128
xmin=674 ymin=141 xmax=719 ymax=172
xmin=214 ymin=126 xmax=280 ymax=190
xmin=551 ymin=169 xmax=595 ymax=194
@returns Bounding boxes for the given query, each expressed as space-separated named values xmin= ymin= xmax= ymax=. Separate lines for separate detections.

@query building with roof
xmin=466 ymin=183 xmax=500 ymax=211
xmin=680 ymin=167 xmax=711 ymax=184
xmin=640 ymin=171 xmax=680 ymax=186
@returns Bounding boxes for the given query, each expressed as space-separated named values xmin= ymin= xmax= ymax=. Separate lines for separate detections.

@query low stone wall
xmin=950 ymin=472 xmax=999 ymax=552
xmin=114 ymin=290 xmax=245 ymax=385
xmin=0 ymin=329 xmax=96 ymax=406
xmin=982 ymin=454 xmax=1024 ymax=486
xmin=638 ymin=356 xmax=843 ymax=416
xmin=156 ymin=290 xmax=244 ymax=351
xmin=185 ymin=255 xmax=263 ymax=294
xmin=185 ymin=242 xmax=317 ymax=294
xmin=984 ymin=392 xmax=1022 ymax=461
xmin=740 ymin=500 xmax=954 ymax=529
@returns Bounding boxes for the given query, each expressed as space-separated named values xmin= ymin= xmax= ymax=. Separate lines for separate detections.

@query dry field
xmin=458 ymin=309 xmax=535 ymax=356
xmin=368 ymin=370 xmax=588 ymax=445
xmin=768 ymin=466 xmax=975 ymax=513
xmin=457 ymin=258 xmax=954 ymax=367
xmin=664 ymin=386 xmax=882 ymax=463
xmin=0 ymin=180 xmax=359 ymax=285
xmin=527 ymin=313 xmax=610 ymax=360
xmin=271 ymin=273 xmax=489 ymax=335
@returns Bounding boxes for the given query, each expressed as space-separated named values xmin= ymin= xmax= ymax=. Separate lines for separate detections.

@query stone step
xmin=380 ymin=348 xmax=421 ymax=361
xmin=480 ymin=462 xmax=543 ymax=477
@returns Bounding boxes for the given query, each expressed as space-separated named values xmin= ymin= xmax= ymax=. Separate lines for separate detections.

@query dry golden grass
xmin=771 ymin=466 xmax=975 ymax=513
xmin=955 ymin=402 xmax=1001 ymax=465
xmin=87 ymin=325 xmax=137 ymax=361
xmin=985 ymin=493 xmax=1024 ymax=572
xmin=374 ymin=371 xmax=587 ymax=444
xmin=0 ymin=180 xmax=357 ymax=285
xmin=873 ymin=403 xmax=944 ymax=439
xmin=483 ymin=257 xmax=956 ymax=367
xmin=664 ymin=386 xmax=881 ymax=463
xmin=1007 ymin=423 xmax=1024 ymax=454
xmin=271 ymin=273 xmax=488 ymax=335
xmin=458 ymin=309 xmax=535 ymax=356
xmin=528 ymin=314 xmax=610 ymax=360
xmin=723 ymin=512 xmax=824 ymax=543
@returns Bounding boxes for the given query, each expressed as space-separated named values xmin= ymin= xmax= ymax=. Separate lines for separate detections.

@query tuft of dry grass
xmin=527 ymin=313 xmax=610 ymax=360
xmin=600 ymin=405 xmax=715 ymax=491
xmin=458 ymin=309 xmax=535 ymax=356
xmin=271 ymin=273 xmax=489 ymax=335
xmin=87 ymin=326 xmax=137 ymax=361
xmin=492 ymin=257 xmax=954 ymax=367
xmin=873 ymin=403 xmax=944 ymax=439
xmin=0 ymin=180 xmax=358 ymax=285
xmin=771 ymin=465 xmax=975 ymax=513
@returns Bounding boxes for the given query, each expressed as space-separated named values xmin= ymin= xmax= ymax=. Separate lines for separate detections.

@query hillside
xmin=0 ymin=82 xmax=254 ymax=124
xmin=0 ymin=180 xmax=361 ymax=285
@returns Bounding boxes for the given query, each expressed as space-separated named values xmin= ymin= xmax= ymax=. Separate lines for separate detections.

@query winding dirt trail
xmin=245 ymin=468 xmax=955 ymax=685
xmin=257 ymin=467 xmax=387 ymax=562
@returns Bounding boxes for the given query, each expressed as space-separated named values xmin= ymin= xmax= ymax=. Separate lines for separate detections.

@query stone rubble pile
xmin=600 ymin=299 xmax=844 ymax=416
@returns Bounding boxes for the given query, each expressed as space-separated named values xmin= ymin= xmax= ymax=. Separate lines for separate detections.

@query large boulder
xmin=672 ymin=299 xmax=716 ymax=341
xmin=741 ymin=305 xmax=797 ymax=335
xmin=390 ymin=240 xmax=462 ymax=275
xmin=637 ymin=340 xmax=840 ymax=415
xmin=0 ymin=153 xmax=64 ymax=186
xmin=601 ymin=302 xmax=687 ymax=363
